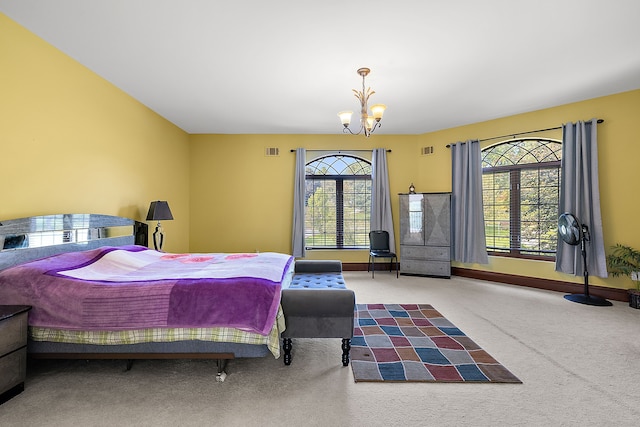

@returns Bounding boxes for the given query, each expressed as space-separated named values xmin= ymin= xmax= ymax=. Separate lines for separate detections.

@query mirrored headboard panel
xmin=0 ymin=214 xmax=137 ymax=270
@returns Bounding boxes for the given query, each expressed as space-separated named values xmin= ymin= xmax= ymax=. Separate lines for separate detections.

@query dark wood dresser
xmin=0 ymin=305 xmax=31 ymax=404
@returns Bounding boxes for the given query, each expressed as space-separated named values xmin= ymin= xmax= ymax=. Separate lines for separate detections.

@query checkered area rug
xmin=351 ymin=304 xmax=521 ymax=383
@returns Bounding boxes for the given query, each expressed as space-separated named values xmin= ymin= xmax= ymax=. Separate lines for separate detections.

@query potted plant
xmin=606 ymin=244 xmax=640 ymax=309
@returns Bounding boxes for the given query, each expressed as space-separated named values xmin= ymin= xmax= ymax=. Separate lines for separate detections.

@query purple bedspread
xmin=0 ymin=246 xmax=293 ymax=335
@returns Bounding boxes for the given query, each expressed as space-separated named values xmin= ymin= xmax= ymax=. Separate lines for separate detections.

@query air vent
xmin=265 ymin=147 xmax=280 ymax=156
xmin=421 ymin=146 xmax=434 ymax=155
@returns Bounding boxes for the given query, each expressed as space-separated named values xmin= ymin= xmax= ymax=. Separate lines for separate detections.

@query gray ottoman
xmin=281 ymin=260 xmax=355 ymax=366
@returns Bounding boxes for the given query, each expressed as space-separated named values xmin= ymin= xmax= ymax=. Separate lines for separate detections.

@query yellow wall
xmin=4 ymin=13 xmax=639 ymax=291
xmin=416 ymin=90 xmax=640 ymax=290
xmin=190 ymin=90 xmax=640 ymax=291
xmin=0 ymin=13 xmax=191 ymax=253
xmin=189 ymin=133 xmax=421 ymax=261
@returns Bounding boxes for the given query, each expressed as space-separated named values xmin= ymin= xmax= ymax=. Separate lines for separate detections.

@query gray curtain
xmin=450 ymin=139 xmax=489 ymax=264
xmin=555 ymin=119 xmax=607 ymax=278
xmin=371 ymin=148 xmax=396 ymax=252
xmin=291 ymin=148 xmax=306 ymax=258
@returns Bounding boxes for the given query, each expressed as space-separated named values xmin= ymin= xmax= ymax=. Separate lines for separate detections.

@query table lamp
xmin=146 ymin=201 xmax=173 ymax=251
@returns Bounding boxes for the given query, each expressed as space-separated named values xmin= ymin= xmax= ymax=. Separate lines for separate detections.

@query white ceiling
xmin=2 ymin=0 xmax=639 ymax=135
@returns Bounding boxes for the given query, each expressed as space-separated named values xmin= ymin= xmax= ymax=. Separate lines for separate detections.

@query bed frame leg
xmin=126 ymin=359 xmax=134 ymax=371
xmin=282 ymin=338 xmax=292 ymax=365
xmin=216 ymin=359 xmax=228 ymax=382
xmin=341 ymin=338 xmax=351 ymax=366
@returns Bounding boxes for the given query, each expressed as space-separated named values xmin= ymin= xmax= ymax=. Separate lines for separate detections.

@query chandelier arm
xmin=342 ymin=125 xmax=364 ymax=136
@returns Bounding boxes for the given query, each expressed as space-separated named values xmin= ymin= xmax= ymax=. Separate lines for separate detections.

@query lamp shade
xmin=370 ymin=104 xmax=386 ymax=121
xmin=338 ymin=111 xmax=353 ymax=126
xmin=365 ymin=116 xmax=375 ymax=131
xmin=146 ymin=201 xmax=174 ymax=221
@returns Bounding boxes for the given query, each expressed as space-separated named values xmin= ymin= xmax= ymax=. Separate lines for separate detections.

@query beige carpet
xmin=1 ymin=272 xmax=639 ymax=426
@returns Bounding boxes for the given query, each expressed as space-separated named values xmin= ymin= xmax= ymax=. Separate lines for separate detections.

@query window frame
xmin=304 ymin=154 xmax=372 ymax=250
xmin=481 ymin=138 xmax=562 ymax=261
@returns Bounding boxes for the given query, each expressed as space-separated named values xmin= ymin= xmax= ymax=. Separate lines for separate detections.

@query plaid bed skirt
xmin=29 ymin=306 xmax=286 ymax=358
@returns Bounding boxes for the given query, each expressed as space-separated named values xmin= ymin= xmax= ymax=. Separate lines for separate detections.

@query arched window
xmin=482 ymin=138 xmax=562 ymax=259
xmin=305 ymin=155 xmax=371 ymax=249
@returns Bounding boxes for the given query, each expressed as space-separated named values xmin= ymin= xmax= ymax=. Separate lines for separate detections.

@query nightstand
xmin=0 ymin=305 xmax=31 ymax=405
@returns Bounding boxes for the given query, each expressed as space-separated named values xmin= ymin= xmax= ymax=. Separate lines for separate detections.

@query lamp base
xmin=564 ymin=294 xmax=612 ymax=306
xmin=152 ymin=223 xmax=164 ymax=251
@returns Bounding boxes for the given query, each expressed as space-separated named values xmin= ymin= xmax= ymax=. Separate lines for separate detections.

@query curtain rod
xmin=446 ymin=119 xmax=604 ymax=147
xmin=290 ymin=149 xmax=391 ymax=153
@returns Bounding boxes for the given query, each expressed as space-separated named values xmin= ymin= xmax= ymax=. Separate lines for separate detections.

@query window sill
xmin=487 ymin=252 xmax=555 ymax=261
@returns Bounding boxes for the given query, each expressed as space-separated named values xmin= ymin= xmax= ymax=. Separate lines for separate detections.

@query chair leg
xmin=372 ymin=257 xmax=375 ymax=278
xmin=395 ymin=256 xmax=399 ymax=278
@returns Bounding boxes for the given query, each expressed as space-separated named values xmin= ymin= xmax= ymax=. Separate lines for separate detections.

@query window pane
xmin=539 ymin=168 xmax=559 ymax=186
xmin=343 ymin=179 xmax=371 ymax=246
xmin=493 ymin=173 xmax=510 ymax=189
xmin=482 ymin=139 xmax=562 ymax=168
xmin=521 ymin=189 xmax=539 ymax=207
xmin=483 ymin=170 xmax=512 ymax=252
xmin=482 ymin=139 xmax=561 ymax=258
xmin=520 ymin=170 xmax=539 ymax=188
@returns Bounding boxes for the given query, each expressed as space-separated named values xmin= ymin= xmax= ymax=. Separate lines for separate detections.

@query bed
xmin=0 ymin=214 xmax=294 ymax=381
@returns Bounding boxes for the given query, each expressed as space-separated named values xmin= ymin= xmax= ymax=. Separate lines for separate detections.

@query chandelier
xmin=337 ymin=67 xmax=386 ymax=137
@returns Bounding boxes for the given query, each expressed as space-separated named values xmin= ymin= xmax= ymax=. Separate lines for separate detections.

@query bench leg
xmin=341 ymin=338 xmax=351 ymax=366
xmin=283 ymin=338 xmax=292 ymax=365
xmin=216 ymin=359 xmax=228 ymax=382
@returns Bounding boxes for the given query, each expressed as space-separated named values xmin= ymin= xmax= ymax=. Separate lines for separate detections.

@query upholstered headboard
xmin=0 ymin=214 xmax=145 ymax=270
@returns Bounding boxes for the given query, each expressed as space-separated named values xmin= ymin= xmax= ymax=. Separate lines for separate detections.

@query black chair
xmin=368 ymin=230 xmax=398 ymax=278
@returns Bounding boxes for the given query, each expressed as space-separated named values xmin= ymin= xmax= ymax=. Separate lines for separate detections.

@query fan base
xmin=564 ymin=294 xmax=612 ymax=306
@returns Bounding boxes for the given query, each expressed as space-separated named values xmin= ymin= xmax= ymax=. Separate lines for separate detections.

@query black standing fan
xmin=558 ymin=213 xmax=612 ymax=306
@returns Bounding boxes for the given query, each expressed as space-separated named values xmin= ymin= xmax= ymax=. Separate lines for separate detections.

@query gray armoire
xmin=399 ymin=192 xmax=451 ymax=277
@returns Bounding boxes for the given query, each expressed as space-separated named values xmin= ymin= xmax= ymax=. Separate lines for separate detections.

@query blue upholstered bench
xmin=281 ymin=260 xmax=355 ymax=366
xmin=289 ymin=272 xmax=347 ymax=289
